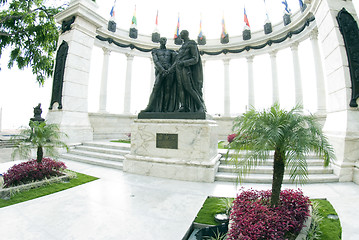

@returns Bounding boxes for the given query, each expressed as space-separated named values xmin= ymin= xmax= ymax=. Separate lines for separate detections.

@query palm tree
xmin=227 ymin=103 xmax=335 ymax=206
xmin=11 ymin=120 xmax=68 ymax=163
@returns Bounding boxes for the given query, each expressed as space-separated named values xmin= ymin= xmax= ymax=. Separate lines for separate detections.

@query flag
xmin=263 ymin=0 xmax=270 ymax=23
xmin=131 ymin=5 xmax=137 ymax=26
xmin=198 ymin=14 xmax=203 ymax=40
xmin=174 ymin=14 xmax=180 ymax=39
xmin=299 ymin=0 xmax=304 ymax=8
xmin=110 ymin=0 xmax=116 ymax=17
xmin=221 ymin=14 xmax=227 ymax=39
xmin=244 ymin=7 xmax=250 ymax=28
xmin=153 ymin=10 xmax=159 ymax=33
xmin=282 ymin=0 xmax=291 ymax=14
xmin=155 ymin=10 xmax=158 ymax=26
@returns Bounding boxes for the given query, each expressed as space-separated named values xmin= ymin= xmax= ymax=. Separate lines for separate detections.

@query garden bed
xmin=0 ymin=170 xmax=76 ymax=199
xmin=0 ymin=171 xmax=98 ymax=208
xmin=185 ymin=195 xmax=341 ymax=240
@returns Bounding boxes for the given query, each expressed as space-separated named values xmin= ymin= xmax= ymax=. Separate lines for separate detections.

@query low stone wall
xmin=88 ymin=112 xmax=235 ymax=141
xmin=88 ymin=113 xmax=137 ymax=140
xmin=0 ymin=171 xmax=76 ymax=199
xmin=354 ymin=162 xmax=359 ymax=184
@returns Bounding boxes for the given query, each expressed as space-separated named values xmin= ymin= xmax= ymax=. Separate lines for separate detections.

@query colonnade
xmin=97 ymin=29 xmax=326 ymax=117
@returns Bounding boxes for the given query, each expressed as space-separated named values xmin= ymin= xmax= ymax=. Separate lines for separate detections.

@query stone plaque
xmin=156 ymin=133 xmax=178 ymax=149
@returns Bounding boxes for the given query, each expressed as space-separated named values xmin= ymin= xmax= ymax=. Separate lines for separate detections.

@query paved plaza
xmin=0 ymin=158 xmax=358 ymax=240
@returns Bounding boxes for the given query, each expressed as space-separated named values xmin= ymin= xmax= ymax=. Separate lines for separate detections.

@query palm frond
xmin=10 ymin=120 xmax=68 ymax=161
xmin=229 ymin=103 xmax=335 ymax=196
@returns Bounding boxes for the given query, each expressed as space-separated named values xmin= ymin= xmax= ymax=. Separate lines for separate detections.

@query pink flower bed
xmin=2 ymin=158 xmax=67 ymax=188
xmin=227 ymin=133 xmax=238 ymax=143
xmin=227 ymin=188 xmax=310 ymax=240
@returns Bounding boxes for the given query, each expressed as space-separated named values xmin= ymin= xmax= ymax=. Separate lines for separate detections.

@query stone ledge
xmin=124 ymin=154 xmax=221 ymax=182
xmin=138 ymin=112 xmax=208 ymax=120
xmin=0 ymin=171 xmax=76 ymax=200
xmin=125 ymin=154 xmax=221 ymax=168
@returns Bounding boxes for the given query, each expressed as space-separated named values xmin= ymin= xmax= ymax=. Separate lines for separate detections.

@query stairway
xmin=60 ymin=141 xmax=130 ymax=170
xmin=215 ymin=149 xmax=339 ymax=183
xmin=60 ymin=141 xmax=339 ymax=184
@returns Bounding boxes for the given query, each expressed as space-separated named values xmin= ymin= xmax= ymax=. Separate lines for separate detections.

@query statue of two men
xmin=142 ymin=30 xmax=206 ymax=113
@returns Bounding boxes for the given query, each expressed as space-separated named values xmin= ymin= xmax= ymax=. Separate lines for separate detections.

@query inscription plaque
xmin=156 ymin=133 xmax=178 ymax=149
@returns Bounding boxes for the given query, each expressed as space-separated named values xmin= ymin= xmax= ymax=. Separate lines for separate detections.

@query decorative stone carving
xmin=283 ymin=14 xmax=291 ymax=26
xmin=61 ymin=16 xmax=75 ymax=33
xmin=264 ymin=22 xmax=272 ymax=34
xmin=151 ymin=32 xmax=160 ymax=43
xmin=243 ymin=29 xmax=251 ymax=40
xmin=337 ymin=8 xmax=359 ymax=107
xmin=221 ymin=33 xmax=229 ymax=44
xmin=108 ymin=20 xmax=116 ymax=32
xmin=129 ymin=28 xmax=138 ymax=39
xmin=49 ymin=40 xmax=68 ymax=110
xmin=197 ymin=35 xmax=206 ymax=45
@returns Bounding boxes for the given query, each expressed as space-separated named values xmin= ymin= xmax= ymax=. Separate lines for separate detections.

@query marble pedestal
xmin=123 ymin=119 xmax=221 ymax=182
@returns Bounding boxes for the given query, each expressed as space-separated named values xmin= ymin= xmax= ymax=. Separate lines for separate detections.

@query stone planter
xmin=186 ymin=206 xmax=312 ymax=240
xmin=0 ymin=171 xmax=75 ymax=200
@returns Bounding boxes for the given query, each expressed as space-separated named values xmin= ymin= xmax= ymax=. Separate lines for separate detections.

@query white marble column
xmin=290 ymin=42 xmax=303 ymax=105
xmin=270 ymin=50 xmax=280 ymax=105
xmin=124 ymin=53 xmax=134 ymax=114
xmin=310 ymin=29 xmax=327 ymax=114
xmin=46 ymin=0 xmax=98 ymax=143
xmin=149 ymin=58 xmax=155 ymax=92
xmin=0 ymin=107 xmax=2 ymax=132
xmin=202 ymin=59 xmax=206 ymax=100
xmin=223 ymin=58 xmax=230 ymax=116
xmin=247 ymin=56 xmax=255 ymax=109
xmin=99 ymin=47 xmax=111 ymax=113
xmin=313 ymin=0 xmax=359 ymax=183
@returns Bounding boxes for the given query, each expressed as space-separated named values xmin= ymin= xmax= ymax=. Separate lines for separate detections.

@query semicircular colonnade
xmin=47 ymin=0 xmax=359 ymax=183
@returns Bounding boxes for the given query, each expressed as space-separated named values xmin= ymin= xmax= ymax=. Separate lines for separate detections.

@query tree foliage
xmin=227 ymin=103 xmax=335 ymax=206
xmin=0 ymin=0 xmax=67 ymax=85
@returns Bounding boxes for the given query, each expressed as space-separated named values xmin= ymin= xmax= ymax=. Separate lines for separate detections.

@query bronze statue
xmin=175 ymin=30 xmax=206 ymax=112
xmin=30 ymin=103 xmax=45 ymax=123
xmin=142 ymin=37 xmax=178 ymax=112
xmin=140 ymin=30 xmax=206 ymax=118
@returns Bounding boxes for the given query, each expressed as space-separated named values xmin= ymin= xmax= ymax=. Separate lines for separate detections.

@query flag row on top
xmin=107 ymin=0 xmax=307 ymax=45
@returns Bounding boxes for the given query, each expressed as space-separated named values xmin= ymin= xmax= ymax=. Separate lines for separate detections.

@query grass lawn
xmin=194 ymin=196 xmax=234 ymax=226
xmin=310 ymin=199 xmax=342 ymax=240
xmin=0 ymin=171 xmax=98 ymax=208
xmin=217 ymin=141 xmax=228 ymax=149
xmin=110 ymin=140 xmax=131 ymax=144
xmin=194 ymin=197 xmax=342 ymax=239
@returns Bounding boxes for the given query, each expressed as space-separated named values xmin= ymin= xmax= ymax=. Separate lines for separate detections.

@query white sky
xmin=1 ymin=1 xmax=359 ymax=130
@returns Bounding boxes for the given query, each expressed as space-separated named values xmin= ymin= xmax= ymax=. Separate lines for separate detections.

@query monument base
xmin=138 ymin=111 xmax=207 ymax=120
xmin=123 ymin=119 xmax=220 ymax=182
xmin=46 ymin=110 xmax=93 ymax=144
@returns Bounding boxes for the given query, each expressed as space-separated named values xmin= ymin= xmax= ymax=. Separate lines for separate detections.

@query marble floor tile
xmin=0 ymin=160 xmax=358 ymax=239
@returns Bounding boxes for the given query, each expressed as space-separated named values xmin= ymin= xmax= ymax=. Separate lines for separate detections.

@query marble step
xmin=0 ymin=140 xmax=16 ymax=148
xmin=219 ymin=158 xmax=327 ymax=167
xmin=218 ymin=165 xmax=334 ymax=174
xmin=218 ymin=149 xmax=322 ymax=159
xmin=60 ymin=154 xmax=123 ymax=170
xmin=69 ymin=149 xmax=125 ymax=162
xmin=82 ymin=141 xmax=130 ymax=151
xmin=75 ymin=145 xmax=129 ymax=156
xmin=215 ymin=172 xmax=339 ymax=183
